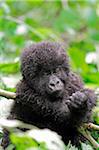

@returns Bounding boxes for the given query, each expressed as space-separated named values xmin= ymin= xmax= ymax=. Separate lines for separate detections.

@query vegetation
xmin=0 ymin=1 xmax=99 ymax=150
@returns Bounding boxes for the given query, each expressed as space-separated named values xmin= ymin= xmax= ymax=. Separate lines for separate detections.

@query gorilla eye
xmin=56 ymin=68 xmax=60 ymax=73
xmin=44 ymin=70 xmax=51 ymax=75
xmin=53 ymin=68 xmax=60 ymax=74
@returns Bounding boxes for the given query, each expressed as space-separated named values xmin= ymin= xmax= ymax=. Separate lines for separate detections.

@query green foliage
xmin=0 ymin=1 xmax=99 ymax=87
xmin=0 ymin=132 xmax=3 ymax=139
xmin=54 ymin=8 xmax=82 ymax=31
xmin=68 ymin=43 xmax=99 ymax=85
xmin=8 ymin=133 xmax=47 ymax=150
xmin=0 ymin=62 xmax=20 ymax=74
xmin=93 ymin=100 xmax=99 ymax=124
xmin=6 ymin=132 xmax=95 ymax=150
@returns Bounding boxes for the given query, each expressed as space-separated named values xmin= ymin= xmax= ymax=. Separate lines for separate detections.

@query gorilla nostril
xmin=50 ymin=83 xmax=55 ymax=87
xmin=57 ymin=81 xmax=59 ymax=84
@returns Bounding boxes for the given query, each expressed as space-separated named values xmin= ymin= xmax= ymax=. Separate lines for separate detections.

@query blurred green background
xmin=0 ymin=1 xmax=99 ymax=149
xmin=0 ymin=0 xmax=99 ymax=91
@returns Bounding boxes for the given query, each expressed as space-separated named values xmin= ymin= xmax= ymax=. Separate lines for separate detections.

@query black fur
xmin=1 ymin=41 xmax=96 ymax=148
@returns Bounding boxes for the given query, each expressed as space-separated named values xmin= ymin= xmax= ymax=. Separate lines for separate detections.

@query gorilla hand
xmin=67 ymin=91 xmax=87 ymax=111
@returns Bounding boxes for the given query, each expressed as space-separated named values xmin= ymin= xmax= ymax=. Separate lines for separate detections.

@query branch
xmin=1 ymin=15 xmax=59 ymax=41
xmin=0 ymin=89 xmax=16 ymax=99
xmin=79 ymin=127 xmax=99 ymax=149
xmin=0 ymin=119 xmax=38 ymax=131
xmin=1 ymin=15 xmax=49 ymax=40
xmin=83 ymin=123 xmax=99 ymax=130
xmin=4 ymin=15 xmax=44 ymax=39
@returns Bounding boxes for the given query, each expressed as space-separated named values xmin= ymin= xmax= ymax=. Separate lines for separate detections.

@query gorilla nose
xmin=49 ymin=80 xmax=60 ymax=87
xmin=48 ymin=75 xmax=64 ymax=92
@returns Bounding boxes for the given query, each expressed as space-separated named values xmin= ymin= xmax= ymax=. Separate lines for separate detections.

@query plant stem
xmin=84 ymin=123 xmax=99 ymax=130
xmin=0 ymin=89 xmax=16 ymax=99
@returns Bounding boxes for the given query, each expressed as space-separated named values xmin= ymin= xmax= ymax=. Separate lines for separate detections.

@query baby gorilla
xmin=2 ymin=42 xmax=96 ymax=148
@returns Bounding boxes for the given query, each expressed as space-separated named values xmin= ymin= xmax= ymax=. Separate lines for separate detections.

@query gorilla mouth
xmin=52 ymin=90 xmax=64 ymax=98
xmin=46 ymin=87 xmax=64 ymax=99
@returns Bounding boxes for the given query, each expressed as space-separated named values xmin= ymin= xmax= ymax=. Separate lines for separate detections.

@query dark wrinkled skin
xmin=1 ymin=42 xmax=96 ymax=149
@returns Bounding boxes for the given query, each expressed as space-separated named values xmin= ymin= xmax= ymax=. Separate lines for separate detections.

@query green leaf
xmin=68 ymin=45 xmax=99 ymax=84
xmin=54 ymin=8 xmax=82 ymax=32
xmin=89 ymin=30 xmax=99 ymax=41
xmin=86 ymin=9 xmax=98 ymax=28
xmin=0 ymin=62 xmax=20 ymax=74
xmin=68 ymin=47 xmax=89 ymax=73
xmin=65 ymin=142 xmax=78 ymax=150
xmin=10 ymin=133 xmax=48 ymax=150
xmin=83 ymin=72 xmax=99 ymax=84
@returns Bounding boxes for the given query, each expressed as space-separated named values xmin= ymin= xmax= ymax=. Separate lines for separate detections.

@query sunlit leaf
xmin=0 ymin=62 xmax=20 ymax=74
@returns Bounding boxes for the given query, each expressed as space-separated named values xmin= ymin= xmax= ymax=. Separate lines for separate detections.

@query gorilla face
xmin=21 ymin=42 xmax=69 ymax=99
xmin=32 ymin=66 xmax=68 ymax=99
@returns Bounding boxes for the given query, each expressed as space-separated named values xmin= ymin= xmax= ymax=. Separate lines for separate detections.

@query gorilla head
xmin=21 ymin=42 xmax=69 ymax=99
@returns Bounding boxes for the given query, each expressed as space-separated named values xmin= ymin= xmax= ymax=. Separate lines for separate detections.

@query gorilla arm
xmin=65 ymin=72 xmax=96 ymax=125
